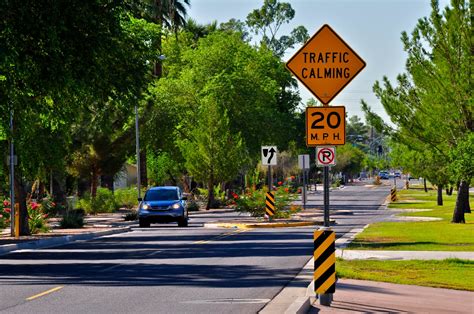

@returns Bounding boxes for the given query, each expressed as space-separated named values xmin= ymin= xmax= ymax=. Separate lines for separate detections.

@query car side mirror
xmin=181 ymin=196 xmax=188 ymax=201
xmin=137 ymin=197 xmax=142 ymax=202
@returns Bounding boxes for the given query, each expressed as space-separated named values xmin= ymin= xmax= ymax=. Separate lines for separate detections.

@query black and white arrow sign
xmin=261 ymin=146 xmax=278 ymax=166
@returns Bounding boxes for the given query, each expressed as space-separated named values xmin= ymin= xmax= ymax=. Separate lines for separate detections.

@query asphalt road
xmin=0 ymin=182 xmax=394 ymax=313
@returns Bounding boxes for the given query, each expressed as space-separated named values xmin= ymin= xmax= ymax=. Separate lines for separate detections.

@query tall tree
xmin=246 ymin=0 xmax=309 ymax=57
xmin=362 ymin=0 xmax=471 ymax=223
xmin=136 ymin=0 xmax=191 ymax=187
xmin=178 ymin=100 xmax=246 ymax=210
xmin=0 ymin=2 xmax=158 ymax=234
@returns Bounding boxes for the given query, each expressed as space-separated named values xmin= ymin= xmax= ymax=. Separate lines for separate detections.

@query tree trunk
xmin=167 ymin=170 xmax=177 ymax=186
xmin=460 ymin=180 xmax=471 ymax=213
xmin=181 ymin=174 xmax=190 ymax=193
xmin=14 ymin=175 xmax=30 ymax=236
xmin=139 ymin=148 xmax=148 ymax=189
xmin=423 ymin=178 xmax=428 ymax=192
xmin=52 ymin=174 xmax=67 ymax=206
xmin=437 ymin=185 xmax=443 ymax=206
xmin=452 ymin=180 xmax=467 ymax=223
xmin=77 ymin=179 xmax=90 ymax=198
xmin=100 ymin=175 xmax=114 ymax=191
xmin=38 ymin=181 xmax=45 ymax=199
xmin=91 ymin=166 xmax=99 ymax=198
xmin=206 ymin=175 xmax=214 ymax=211
xmin=446 ymin=186 xmax=453 ymax=196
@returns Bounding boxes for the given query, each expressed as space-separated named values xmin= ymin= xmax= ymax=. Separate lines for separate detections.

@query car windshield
xmin=144 ymin=189 xmax=179 ymax=201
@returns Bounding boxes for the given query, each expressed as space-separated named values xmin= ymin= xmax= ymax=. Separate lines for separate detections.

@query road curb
xmin=189 ymin=208 xmax=236 ymax=215
xmin=0 ymin=226 xmax=131 ymax=256
xmin=204 ymin=220 xmax=335 ymax=229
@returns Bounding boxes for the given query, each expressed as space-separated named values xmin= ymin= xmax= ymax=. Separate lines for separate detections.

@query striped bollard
xmin=265 ymin=192 xmax=275 ymax=220
xmin=391 ymin=187 xmax=397 ymax=202
xmin=314 ymin=229 xmax=336 ymax=306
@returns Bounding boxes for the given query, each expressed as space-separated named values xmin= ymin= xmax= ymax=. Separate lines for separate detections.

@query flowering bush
xmin=0 ymin=198 xmax=50 ymax=233
xmin=28 ymin=201 xmax=50 ymax=234
xmin=0 ymin=199 xmax=11 ymax=229
xmin=40 ymin=197 xmax=58 ymax=216
xmin=234 ymin=187 xmax=297 ymax=218
xmin=226 ymin=191 xmax=240 ymax=206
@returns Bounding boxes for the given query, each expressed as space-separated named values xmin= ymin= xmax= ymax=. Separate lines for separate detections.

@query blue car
xmin=138 ymin=186 xmax=188 ymax=227
xmin=378 ymin=171 xmax=389 ymax=180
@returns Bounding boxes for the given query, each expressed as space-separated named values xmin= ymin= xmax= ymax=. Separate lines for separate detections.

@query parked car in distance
xmin=138 ymin=186 xmax=188 ymax=228
xmin=394 ymin=171 xmax=402 ymax=179
xmin=378 ymin=171 xmax=389 ymax=180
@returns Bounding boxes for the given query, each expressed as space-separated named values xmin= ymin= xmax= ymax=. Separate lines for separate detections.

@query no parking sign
xmin=316 ymin=146 xmax=336 ymax=167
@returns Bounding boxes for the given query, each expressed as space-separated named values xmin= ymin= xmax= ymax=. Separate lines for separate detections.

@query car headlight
xmin=171 ymin=203 xmax=181 ymax=209
xmin=142 ymin=204 xmax=150 ymax=210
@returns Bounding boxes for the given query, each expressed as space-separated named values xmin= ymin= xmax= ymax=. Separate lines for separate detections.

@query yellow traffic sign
xmin=306 ymin=106 xmax=345 ymax=146
xmin=286 ymin=24 xmax=366 ymax=105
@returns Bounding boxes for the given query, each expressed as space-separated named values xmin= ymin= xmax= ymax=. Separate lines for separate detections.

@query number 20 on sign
xmin=306 ymin=106 xmax=345 ymax=146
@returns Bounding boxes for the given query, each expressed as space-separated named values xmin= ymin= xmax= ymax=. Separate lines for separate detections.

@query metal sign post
xmin=267 ymin=165 xmax=272 ymax=192
xmin=304 ymin=169 xmax=307 ymax=210
xmin=298 ymin=154 xmax=310 ymax=211
xmin=323 ymin=166 xmax=330 ymax=227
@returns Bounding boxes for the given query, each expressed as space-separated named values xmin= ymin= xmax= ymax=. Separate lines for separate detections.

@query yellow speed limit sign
xmin=306 ymin=106 xmax=345 ymax=146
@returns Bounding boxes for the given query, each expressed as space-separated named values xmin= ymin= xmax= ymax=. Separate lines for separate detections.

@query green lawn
xmin=336 ymin=258 xmax=474 ymax=291
xmin=348 ymin=189 xmax=474 ymax=251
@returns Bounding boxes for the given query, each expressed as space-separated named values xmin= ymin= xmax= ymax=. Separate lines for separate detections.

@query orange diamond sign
xmin=286 ymin=24 xmax=366 ymax=105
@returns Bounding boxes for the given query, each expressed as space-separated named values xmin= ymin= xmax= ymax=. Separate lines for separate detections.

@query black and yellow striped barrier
xmin=265 ymin=192 xmax=275 ymax=217
xmin=391 ymin=187 xmax=397 ymax=202
xmin=314 ymin=230 xmax=336 ymax=294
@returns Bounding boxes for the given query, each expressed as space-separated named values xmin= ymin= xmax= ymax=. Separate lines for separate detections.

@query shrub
xmin=115 ymin=188 xmax=138 ymax=209
xmin=39 ymin=197 xmax=59 ymax=217
xmin=28 ymin=201 xmax=49 ymax=234
xmin=77 ymin=188 xmax=116 ymax=215
xmin=0 ymin=199 xmax=11 ymax=229
xmin=187 ymin=201 xmax=200 ymax=212
xmin=123 ymin=210 xmax=138 ymax=221
xmin=235 ymin=187 xmax=297 ymax=218
xmin=60 ymin=210 xmax=84 ymax=228
xmin=210 ymin=198 xmax=222 ymax=209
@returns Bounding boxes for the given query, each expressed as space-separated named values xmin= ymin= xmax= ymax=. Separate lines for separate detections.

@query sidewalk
xmin=309 ymin=279 xmax=474 ymax=313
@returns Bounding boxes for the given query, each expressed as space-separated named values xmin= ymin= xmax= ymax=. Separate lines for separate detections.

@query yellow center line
xmin=26 ymin=286 xmax=64 ymax=301
xmin=194 ymin=229 xmax=247 ymax=245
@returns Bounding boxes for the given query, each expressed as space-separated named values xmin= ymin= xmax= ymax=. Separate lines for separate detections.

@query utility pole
xmin=135 ymin=105 xmax=141 ymax=200
xmin=9 ymin=108 xmax=15 ymax=237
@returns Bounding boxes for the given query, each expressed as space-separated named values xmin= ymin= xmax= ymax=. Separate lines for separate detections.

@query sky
xmin=187 ymin=0 xmax=450 ymax=122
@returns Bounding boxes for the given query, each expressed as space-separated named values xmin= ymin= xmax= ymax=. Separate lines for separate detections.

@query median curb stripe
xmin=265 ymin=192 xmax=275 ymax=216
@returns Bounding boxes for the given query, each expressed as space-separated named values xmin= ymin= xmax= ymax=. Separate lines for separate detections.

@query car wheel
xmin=178 ymin=218 xmax=188 ymax=227
xmin=139 ymin=218 xmax=150 ymax=228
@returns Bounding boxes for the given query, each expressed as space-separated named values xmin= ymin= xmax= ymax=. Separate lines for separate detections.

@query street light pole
xmin=9 ymin=108 xmax=15 ymax=237
xmin=135 ymin=105 xmax=141 ymax=200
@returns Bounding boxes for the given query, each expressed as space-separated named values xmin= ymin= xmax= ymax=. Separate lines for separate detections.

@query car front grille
xmin=150 ymin=206 xmax=169 ymax=210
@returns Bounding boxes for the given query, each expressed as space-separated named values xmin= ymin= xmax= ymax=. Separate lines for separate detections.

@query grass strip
xmin=336 ymin=258 xmax=474 ymax=291
xmin=348 ymin=189 xmax=474 ymax=251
